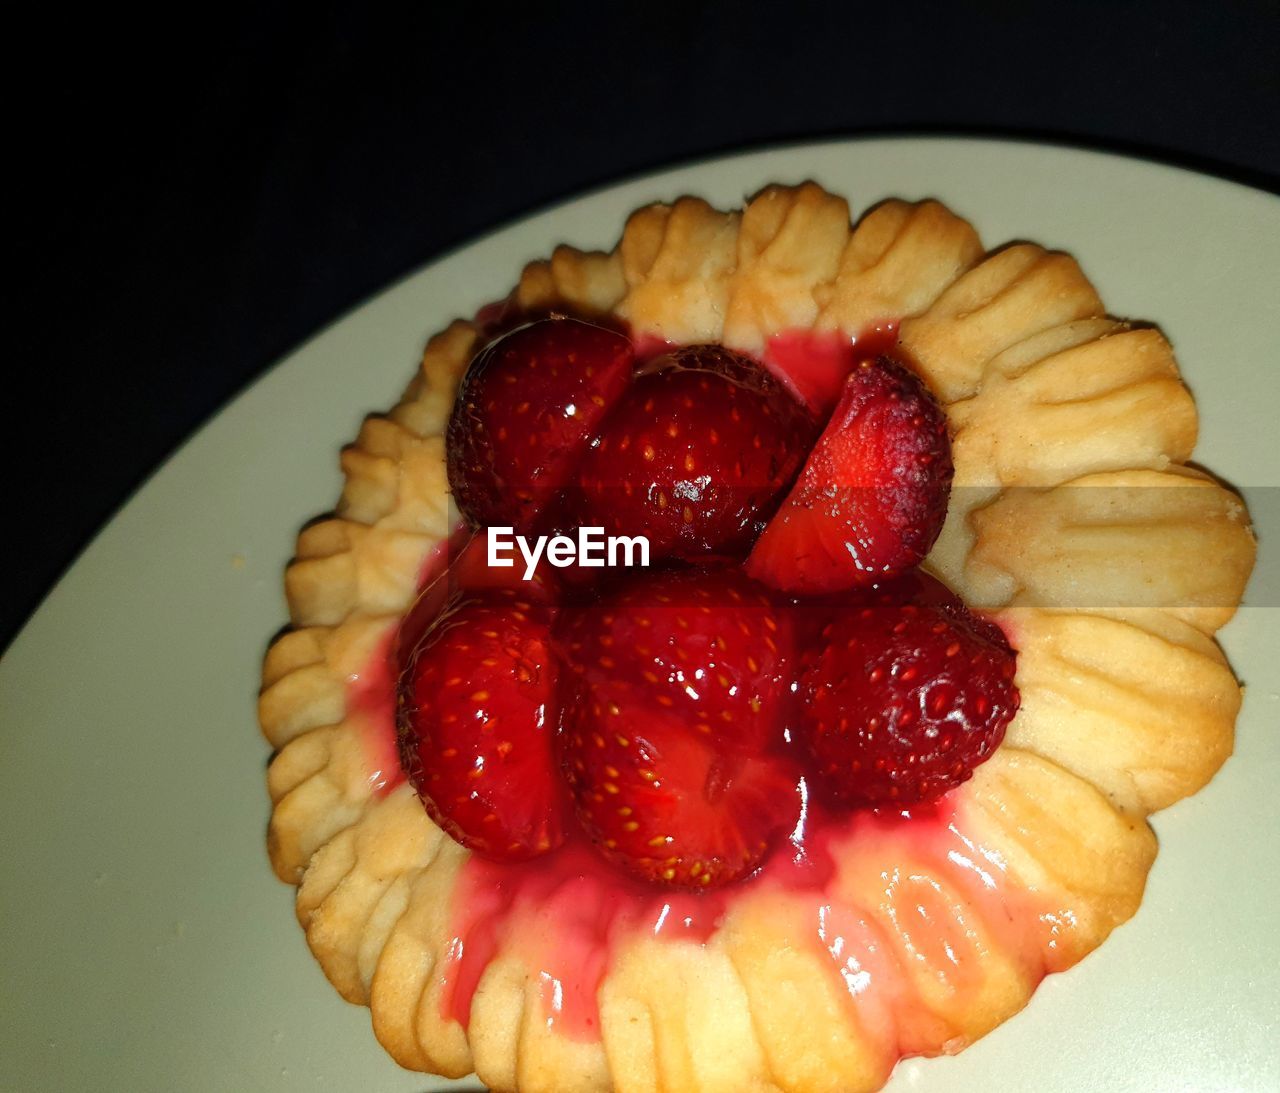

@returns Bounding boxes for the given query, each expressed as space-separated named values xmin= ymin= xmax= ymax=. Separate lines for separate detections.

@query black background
xmin=8 ymin=0 xmax=1279 ymax=651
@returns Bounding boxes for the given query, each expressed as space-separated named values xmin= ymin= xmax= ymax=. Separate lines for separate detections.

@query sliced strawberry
xmin=572 ymin=345 xmax=817 ymax=562
xmin=556 ymin=567 xmax=792 ymax=751
xmin=556 ymin=567 xmax=800 ymax=887
xmin=397 ymin=591 xmax=568 ymax=860
xmin=800 ymin=599 xmax=1018 ymax=808
xmin=559 ymin=698 xmax=798 ymax=889
xmin=746 ymin=355 xmax=953 ymax=594
xmin=446 ymin=318 xmax=634 ymax=532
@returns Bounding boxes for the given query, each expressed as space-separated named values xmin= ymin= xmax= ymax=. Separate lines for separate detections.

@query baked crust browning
xmin=1000 ymin=608 xmax=1240 ymax=814
xmin=964 ymin=466 xmax=1254 ymax=631
xmin=259 ymin=184 xmax=1255 ymax=1091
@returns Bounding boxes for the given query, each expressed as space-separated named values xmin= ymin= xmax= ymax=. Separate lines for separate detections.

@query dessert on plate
xmin=258 ymin=182 xmax=1255 ymax=1092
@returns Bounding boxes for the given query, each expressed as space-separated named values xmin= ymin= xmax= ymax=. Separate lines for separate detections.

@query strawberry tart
xmin=258 ymin=183 xmax=1256 ymax=1091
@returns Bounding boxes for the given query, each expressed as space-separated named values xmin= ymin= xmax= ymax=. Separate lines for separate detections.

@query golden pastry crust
xmin=259 ymin=184 xmax=1256 ymax=1091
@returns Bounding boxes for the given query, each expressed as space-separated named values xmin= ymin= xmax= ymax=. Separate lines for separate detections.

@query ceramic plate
xmin=2 ymin=138 xmax=1277 ymax=1092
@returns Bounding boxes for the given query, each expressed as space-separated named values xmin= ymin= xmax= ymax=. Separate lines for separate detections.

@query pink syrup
xmin=434 ymin=787 xmax=1064 ymax=1054
xmin=439 ymin=834 xmax=725 ymax=1039
xmin=764 ymin=323 xmax=900 ymax=417
xmin=347 ymin=524 xmax=473 ymax=796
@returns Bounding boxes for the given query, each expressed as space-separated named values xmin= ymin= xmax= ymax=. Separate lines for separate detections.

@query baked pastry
xmin=258 ymin=183 xmax=1256 ymax=1091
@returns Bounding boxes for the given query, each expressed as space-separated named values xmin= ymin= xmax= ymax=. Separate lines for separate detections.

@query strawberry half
xmin=800 ymin=599 xmax=1018 ymax=808
xmin=559 ymin=702 xmax=798 ymax=889
xmin=446 ymin=317 xmax=634 ymax=532
xmin=746 ymin=355 xmax=953 ymax=594
xmin=557 ymin=567 xmax=792 ymax=750
xmin=572 ymin=345 xmax=817 ymax=562
xmin=397 ymin=591 xmax=568 ymax=859
xmin=556 ymin=567 xmax=800 ymax=887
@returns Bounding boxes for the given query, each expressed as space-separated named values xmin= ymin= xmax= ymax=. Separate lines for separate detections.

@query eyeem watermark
xmin=488 ymin=526 xmax=650 ymax=580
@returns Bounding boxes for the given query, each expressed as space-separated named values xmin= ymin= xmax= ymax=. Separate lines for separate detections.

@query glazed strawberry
xmin=446 ymin=318 xmax=634 ymax=532
xmin=858 ymin=568 xmax=1009 ymax=648
xmin=789 ymin=568 xmax=1008 ymax=653
xmin=557 ymin=567 xmax=792 ymax=750
xmin=573 ymin=346 xmax=817 ymax=561
xmin=800 ymin=600 xmax=1018 ymax=808
xmin=557 ymin=567 xmax=800 ymax=887
xmin=397 ymin=592 xmax=567 ymax=860
xmin=559 ymin=702 xmax=798 ymax=888
xmin=746 ymin=356 xmax=953 ymax=593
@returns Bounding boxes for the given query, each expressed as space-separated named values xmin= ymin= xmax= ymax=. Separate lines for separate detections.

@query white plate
xmin=2 ymin=139 xmax=1278 ymax=1092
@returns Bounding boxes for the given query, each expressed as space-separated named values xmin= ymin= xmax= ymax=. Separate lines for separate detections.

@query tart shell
xmin=259 ymin=183 xmax=1255 ymax=1092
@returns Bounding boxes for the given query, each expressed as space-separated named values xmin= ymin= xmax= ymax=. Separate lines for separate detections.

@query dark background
xmin=8 ymin=0 xmax=1279 ymax=651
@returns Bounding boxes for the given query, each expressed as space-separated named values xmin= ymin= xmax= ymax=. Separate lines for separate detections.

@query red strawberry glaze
xmin=346 ymin=525 xmax=472 ymax=797
xmin=348 ymin=569 xmax=1060 ymax=1063
xmin=338 ymin=322 xmax=1058 ymax=1065
xmin=346 ymin=638 xmax=402 ymax=796
xmin=633 ymin=326 xmax=903 ymax=420
xmin=629 ymin=333 xmax=676 ymax=362
xmin=438 ymin=836 xmax=722 ymax=1040
xmin=764 ymin=323 xmax=900 ymax=417
xmin=435 ymin=789 xmax=1071 ymax=1053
